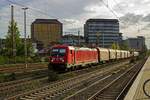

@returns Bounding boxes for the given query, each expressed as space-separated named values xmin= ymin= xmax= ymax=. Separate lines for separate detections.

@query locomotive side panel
xmin=75 ymin=48 xmax=98 ymax=66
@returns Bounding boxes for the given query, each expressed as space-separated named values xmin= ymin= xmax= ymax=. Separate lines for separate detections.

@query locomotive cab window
xmin=59 ymin=49 xmax=66 ymax=56
xmin=51 ymin=48 xmax=66 ymax=56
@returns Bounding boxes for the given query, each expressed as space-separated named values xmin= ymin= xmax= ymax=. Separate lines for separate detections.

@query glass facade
xmin=84 ymin=19 xmax=122 ymax=48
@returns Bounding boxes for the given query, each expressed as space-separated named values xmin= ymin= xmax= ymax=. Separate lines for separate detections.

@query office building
xmin=84 ymin=19 xmax=122 ymax=48
xmin=125 ymin=36 xmax=146 ymax=51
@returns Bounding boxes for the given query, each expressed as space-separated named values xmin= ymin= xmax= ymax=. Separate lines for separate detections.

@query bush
xmin=0 ymin=56 xmax=6 ymax=64
xmin=40 ymin=57 xmax=49 ymax=62
xmin=27 ymin=57 xmax=33 ymax=63
xmin=0 ymin=73 xmax=16 ymax=82
xmin=44 ymin=57 xmax=49 ymax=62
xmin=15 ymin=56 xmax=25 ymax=63
xmin=0 ymin=56 xmax=11 ymax=64
xmin=32 ymin=55 xmax=41 ymax=63
xmin=0 ymin=55 xmax=45 ymax=64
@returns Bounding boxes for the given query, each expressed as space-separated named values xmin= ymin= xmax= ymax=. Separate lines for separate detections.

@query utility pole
xmin=11 ymin=5 xmax=16 ymax=63
xmin=22 ymin=7 xmax=28 ymax=68
xmin=78 ymin=31 xmax=80 ymax=46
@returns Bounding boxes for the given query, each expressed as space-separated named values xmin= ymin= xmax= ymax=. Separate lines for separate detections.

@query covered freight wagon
xmin=109 ymin=49 xmax=116 ymax=60
xmin=96 ymin=48 xmax=109 ymax=63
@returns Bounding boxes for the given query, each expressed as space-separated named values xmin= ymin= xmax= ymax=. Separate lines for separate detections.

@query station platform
xmin=124 ymin=57 xmax=150 ymax=100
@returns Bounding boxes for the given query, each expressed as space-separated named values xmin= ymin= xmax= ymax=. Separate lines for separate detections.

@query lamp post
xmin=22 ymin=7 xmax=28 ymax=68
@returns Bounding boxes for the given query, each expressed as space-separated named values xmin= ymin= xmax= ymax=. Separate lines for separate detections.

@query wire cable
xmin=5 ymin=0 xmax=57 ymax=19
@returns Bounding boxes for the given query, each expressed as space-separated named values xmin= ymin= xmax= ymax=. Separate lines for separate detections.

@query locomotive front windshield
xmin=51 ymin=48 xmax=66 ymax=56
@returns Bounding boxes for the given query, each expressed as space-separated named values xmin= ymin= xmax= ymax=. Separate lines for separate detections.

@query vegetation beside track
xmin=0 ymin=73 xmax=16 ymax=83
xmin=0 ymin=69 xmax=48 ymax=83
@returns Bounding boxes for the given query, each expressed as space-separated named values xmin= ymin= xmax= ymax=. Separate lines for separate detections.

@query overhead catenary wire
xmin=99 ymin=0 xmax=129 ymax=25
xmin=6 ymin=0 xmax=83 ymax=35
xmin=112 ymin=0 xmax=144 ymax=33
xmin=5 ymin=0 xmax=57 ymax=19
xmin=112 ymin=0 xmax=136 ymax=27
xmin=100 ymin=0 xmax=120 ymax=20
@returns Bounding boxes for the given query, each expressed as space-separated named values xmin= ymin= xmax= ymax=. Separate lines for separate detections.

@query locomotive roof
xmin=75 ymin=47 xmax=97 ymax=51
xmin=52 ymin=45 xmax=96 ymax=51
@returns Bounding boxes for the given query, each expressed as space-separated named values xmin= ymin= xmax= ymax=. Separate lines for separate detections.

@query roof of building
xmin=32 ymin=19 xmax=62 ymax=24
xmin=127 ymin=36 xmax=145 ymax=40
xmin=62 ymin=34 xmax=84 ymax=39
xmin=86 ymin=19 xmax=119 ymax=23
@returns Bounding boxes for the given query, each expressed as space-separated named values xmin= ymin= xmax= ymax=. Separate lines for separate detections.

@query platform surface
xmin=124 ymin=57 xmax=150 ymax=100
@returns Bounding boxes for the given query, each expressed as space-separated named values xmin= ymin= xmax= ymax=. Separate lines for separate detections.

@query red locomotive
xmin=48 ymin=45 xmax=98 ymax=71
xmin=48 ymin=45 xmax=139 ymax=71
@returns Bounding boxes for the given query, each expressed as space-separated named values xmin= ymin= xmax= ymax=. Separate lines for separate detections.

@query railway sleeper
xmin=43 ymin=97 xmax=53 ymax=100
xmin=29 ymin=94 xmax=38 ymax=97
xmin=20 ymin=97 xmax=33 ymax=100
xmin=24 ymin=95 xmax=37 ymax=99
xmin=96 ymin=95 xmax=116 ymax=99
xmin=40 ymin=86 xmax=74 ymax=99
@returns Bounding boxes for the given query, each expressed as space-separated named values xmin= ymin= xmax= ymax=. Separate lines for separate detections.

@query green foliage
xmin=3 ymin=20 xmax=34 ymax=57
xmin=0 ymin=20 xmax=35 ymax=64
xmin=0 ymin=56 xmax=6 ymax=64
xmin=31 ymin=55 xmax=41 ymax=63
xmin=0 ymin=73 xmax=16 ymax=83
xmin=0 ymin=56 xmax=38 ymax=64
xmin=111 ymin=43 xmax=120 ymax=49
xmin=120 ymin=41 xmax=129 ymax=50
xmin=147 ymin=50 xmax=150 ymax=56
xmin=5 ymin=20 xmax=22 ymax=56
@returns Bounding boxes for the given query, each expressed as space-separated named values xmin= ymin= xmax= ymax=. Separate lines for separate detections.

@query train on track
xmin=48 ymin=45 xmax=139 ymax=71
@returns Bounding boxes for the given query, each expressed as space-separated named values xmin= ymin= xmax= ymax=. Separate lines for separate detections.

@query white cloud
xmin=0 ymin=0 xmax=150 ymax=48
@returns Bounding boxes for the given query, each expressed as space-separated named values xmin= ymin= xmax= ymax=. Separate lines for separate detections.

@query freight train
xmin=48 ymin=45 xmax=139 ymax=71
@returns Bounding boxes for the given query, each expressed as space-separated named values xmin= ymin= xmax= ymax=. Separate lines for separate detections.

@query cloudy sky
xmin=0 ymin=0 xmax=150 ymax=48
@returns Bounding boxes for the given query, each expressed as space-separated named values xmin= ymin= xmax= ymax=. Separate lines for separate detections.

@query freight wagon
xmin=96 ymin=47 xmax=109 ymax=63
xmin=48 ymin=45 xmax=139 ymax=71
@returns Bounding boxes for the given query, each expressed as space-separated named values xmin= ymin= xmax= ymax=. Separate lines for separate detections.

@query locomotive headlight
xmin=51 ymin=58 xmax=55 ymax=62
xmin=59 ymin=58 xmax=64 ymax=62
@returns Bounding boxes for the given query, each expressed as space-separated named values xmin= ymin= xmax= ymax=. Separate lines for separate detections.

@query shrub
xmin=0 ymin=56 xmax=6 ymax=64
xmin=15 ymin=56 xmax=25 ymax=63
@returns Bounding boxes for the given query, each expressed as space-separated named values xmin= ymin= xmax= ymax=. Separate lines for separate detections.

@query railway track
xmin=0 ymin=63 xmax=48 ymax=73
xmin=64 ymin=58 xmax=147 ymax=100
xmin=0 ymin=60 xmax=127 ymax=99
xmin=6 ymin=60 xmax=130 ymax=100
xmin=88 ymin=58 xmax=147 ymax=100
xmin=0 ymin=76 xmax=48 ymax=99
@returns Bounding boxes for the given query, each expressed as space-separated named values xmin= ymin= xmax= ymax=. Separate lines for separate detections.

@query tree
xmin=5 ymin=20 xmax=23 ymax=56
xmin=111 ymin=42 xmax=120 ymax=49
xmin=120 ymin=41 xmax=129 ymax=50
